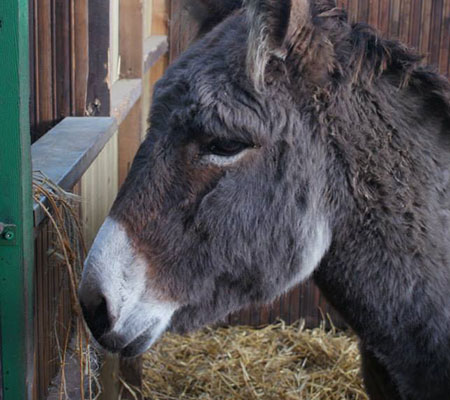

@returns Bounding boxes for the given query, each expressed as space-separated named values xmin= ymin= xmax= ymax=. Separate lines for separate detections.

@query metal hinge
xmin=0 ymin=222 xmax=17 ymax=246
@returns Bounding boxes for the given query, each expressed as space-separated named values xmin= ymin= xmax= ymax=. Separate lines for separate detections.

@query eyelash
xmin=205 ymin=139 xmax=252 ymax=157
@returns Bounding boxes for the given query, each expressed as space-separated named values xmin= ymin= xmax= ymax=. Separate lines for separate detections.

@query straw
xmin=142 ymin=320 xmax=367 ymax=400
xmin=33 ymin=171 xmax=100 ymax=400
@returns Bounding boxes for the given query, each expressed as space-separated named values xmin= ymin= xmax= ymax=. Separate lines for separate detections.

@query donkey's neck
xmin=315 ymin=217 xmax=450 ymax=399
xmin=313 ymin=76 xmax=450 ymax=399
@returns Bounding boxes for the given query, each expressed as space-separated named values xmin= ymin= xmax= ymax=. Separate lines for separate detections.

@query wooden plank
xmin=120 ymin=0 xmax=144 ymax=79
xmin=110 ymin=0 xmax=120 ymax=84
xmin=111 ymin=79 xmax=143 ymax=125
xmin=144 ymin=0 xmax=154 ymax=37
xmin=36 ymin=0 xmax=54 ymax=134
xmin=399 ymin=0 xmax=413 ymax=45
xmin=358 ymin=0 xmax=370 ymax=23
xmin=32 ymin=117 xmax=118 ymax=227
xmin=289 ymin=286 xmax=300 ymax=325
xmin=120 ymin=357 xmax=143 ymax=400
xmin=389 ymin=0 xmax=401 ymax=38
xmin=420 ymin=0 xmax=433 ymax=64
xmin=29 ymin=0 xmax=37 ymax=142
xmin=143 ymin=35 xmax=168 ymax=74
xmin=440 ymin=0 xmax=450 ymax=76
xmin=409 ymin=0 xmax=422 ymax=50
xmin=348 ymin=0 xmax=360 ymax=24
xmin=378 ymin=0 xmax=391 ymax=36
xmin=81 ymin=131 xmax=119 ymax=247
xmin=152 ymin=0 xmax=169 ymax=35
xmin=72 ymin=0 xmax=89 ymax=115
xmin=55 ymin=0 xmax=71 ymax=119
xmin=99 ymin=355 xmax=120 ymax=400
xmin=368 ymin=0 xmax=380 ymax=28
xmin=429 ymin=0 xmax=444 ymax=68
xmin=119 ymin=100 xmax=143 ymax=186
xmin=86 ymin=0 xmax=111 ymax=116
xmin=169 ymin=0 xmax=182 ymax=62
xmin=259 ymin=304 xmax=270 ymax=326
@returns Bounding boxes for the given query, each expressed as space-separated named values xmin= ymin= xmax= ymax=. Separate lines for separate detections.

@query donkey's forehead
xmin=150 ymin=13 xmax=294 ymax=143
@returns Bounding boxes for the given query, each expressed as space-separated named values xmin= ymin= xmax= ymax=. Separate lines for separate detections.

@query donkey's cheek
xmin=78 ymin=217 xmax=179 ymax=355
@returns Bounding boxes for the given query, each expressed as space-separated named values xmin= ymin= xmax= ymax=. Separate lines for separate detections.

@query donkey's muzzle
xmin=79 ymin=288 xmax=118 ymax=346
xmin=77 ymin=216 xmax=179 ymax=356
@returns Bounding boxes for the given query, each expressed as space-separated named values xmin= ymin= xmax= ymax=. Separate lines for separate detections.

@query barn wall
xmin=81 ymin=132 xmax=119 ymax=247
xmin=168 ymin=0 xmax=449 ymax=328
xmin=29 ymin=2 xmax=89 ymax=398
xmin=33 ymin=220 xmax=73 ymax=400
xmin=29 ymin=0 xmax=89 ymax=143
xmin=29 ymin=0 xmax=170 ymax=396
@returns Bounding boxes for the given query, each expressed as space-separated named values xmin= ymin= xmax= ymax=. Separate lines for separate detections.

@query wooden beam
xmin=152 ymin=0 xmax=170 ymax=35
xmin=120 ymin=0 xmax=144 ymax=79
xmin=120 ymin=358 xmax=143 ymax=400
xmin=119 ymin=99 xmax=142 ymax=187
xmin=31 ymin=117 xmax=117 ymax=227
xmin=111 ymin=79 xmax=143 ymax=125
xmin=86 ymin=0 xmax=110 ymax=116
xmin=72 ymin=0 xmax=89 ymax=116
xmin=143 ymin=35 xmax=168 ymax=74
xmin=36 ymin=0 xmax=54 ymax=132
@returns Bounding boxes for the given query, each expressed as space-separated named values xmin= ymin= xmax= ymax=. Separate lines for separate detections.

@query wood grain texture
xmin=81 ymin=131 xmax=119 ymax=247
xmin=120 ymin=0 xmax=144 ymax=79
xmin=29 ymin=0 xmax=89 ymax=142
xmin=73 ymin=0 xmax=89 ymax=115
xmin=119 ymin=100 xmax=143 ymax=187
xmin=86 ymin=0 xmax=111 ymax=116
xmin=36 ymin=0 xmax=54 ymax=135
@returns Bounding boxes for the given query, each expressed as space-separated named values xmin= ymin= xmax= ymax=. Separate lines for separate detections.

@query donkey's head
xmin=79 ymin=0 xmax=342 ymax=357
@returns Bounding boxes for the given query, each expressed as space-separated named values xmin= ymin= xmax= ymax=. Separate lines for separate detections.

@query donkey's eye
xmin=206 ymin=139 xmax=250 ymax=157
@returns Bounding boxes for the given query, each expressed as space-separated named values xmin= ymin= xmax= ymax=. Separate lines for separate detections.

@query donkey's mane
xmin=316 ymin=10 xmax=450 ymax=119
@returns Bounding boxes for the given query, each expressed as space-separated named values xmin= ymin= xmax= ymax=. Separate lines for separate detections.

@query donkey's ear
xmin=183 ymin=0 xmax=243 ymax=36
xmin=246 ymin=0 xmax=312 ymax=89
xmin=246 ymin=0 xmax=339 ymax=89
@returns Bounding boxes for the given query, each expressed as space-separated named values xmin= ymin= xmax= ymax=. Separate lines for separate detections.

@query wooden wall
xmin=30 ymin=0 xmax=170 ymax=397
xmin=81 ymin=132 xmax=119 ymax=247
xmin=30 ymin=2 xmax=89 ymax=399
xmin=29 ymin=0 xmax=88 ymax=143
xmin=33 ymin=220 xmax=73 ymax=400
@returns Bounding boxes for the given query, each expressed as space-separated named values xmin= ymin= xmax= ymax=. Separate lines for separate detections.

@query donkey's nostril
xmin=80 ymin=293 xmax=117 ymax=340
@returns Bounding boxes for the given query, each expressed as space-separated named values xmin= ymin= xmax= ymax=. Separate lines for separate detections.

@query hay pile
xmin=33 ymin=172 xmax=99 ymax=399
xmin=142 ymin=321 xmax=367 ymax=400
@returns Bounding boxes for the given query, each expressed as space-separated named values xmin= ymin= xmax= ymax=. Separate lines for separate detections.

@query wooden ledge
xmin=110 ymin=36 xmax=167 ymax=126
xmin=143 ymin=35 xmax=168 ymax=74
xmin=32 ymin=117 xmax=117 ymax=227
xmin=111 ymin=79 xmax=143 ymax=125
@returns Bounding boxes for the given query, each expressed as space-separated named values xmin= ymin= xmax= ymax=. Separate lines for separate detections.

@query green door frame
xmin=0 ymin=1 xmax=34 ymax=400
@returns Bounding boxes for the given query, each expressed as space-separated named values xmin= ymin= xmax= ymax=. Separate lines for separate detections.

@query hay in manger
xmin=142 ymin=321 xmax=368 ymax=400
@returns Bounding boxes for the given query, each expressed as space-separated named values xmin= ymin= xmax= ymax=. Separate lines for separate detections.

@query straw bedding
xmin=142 ymin=321 xmax=368 ymax=400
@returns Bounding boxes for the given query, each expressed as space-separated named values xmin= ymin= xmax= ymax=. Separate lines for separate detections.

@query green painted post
xmin=0 ymin=1 xmax=34 ymax=400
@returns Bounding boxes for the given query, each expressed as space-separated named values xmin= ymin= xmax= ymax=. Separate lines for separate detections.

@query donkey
xmin=78 ymin=0 xmax=450 ymax=398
